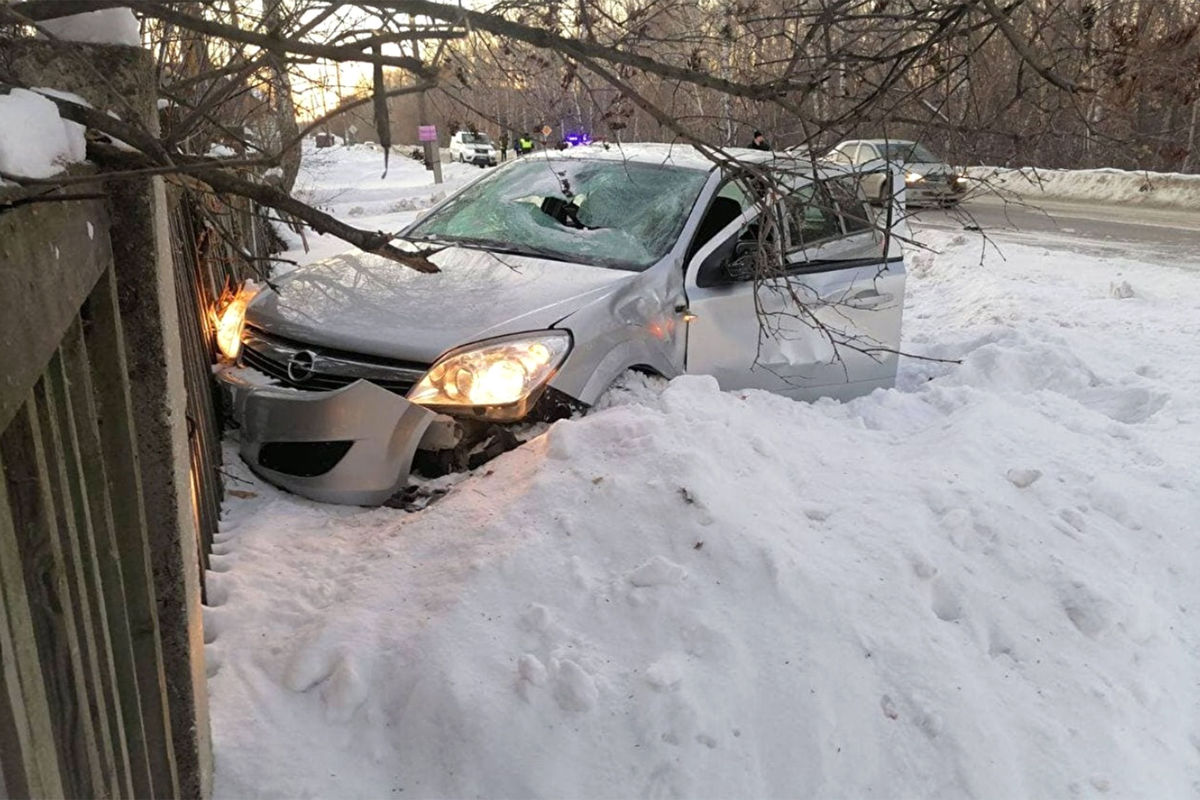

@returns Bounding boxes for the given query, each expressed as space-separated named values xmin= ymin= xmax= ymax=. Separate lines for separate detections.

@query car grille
xmin=239 ymin=327 xmax=428 ymax=395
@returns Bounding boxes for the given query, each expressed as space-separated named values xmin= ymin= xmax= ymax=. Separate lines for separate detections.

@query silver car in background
xmin=216 ymin=146 xmax=909 ymax=504
xmin=826 ymin=139 xmax=967 ymax=206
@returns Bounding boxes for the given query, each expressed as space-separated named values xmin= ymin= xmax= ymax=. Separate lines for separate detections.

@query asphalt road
xmin=910 ymin=195 xmax=1199 ymax=268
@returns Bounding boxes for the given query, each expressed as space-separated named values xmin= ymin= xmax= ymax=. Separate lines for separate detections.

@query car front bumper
xmin=906 ymin=180 xmax=965 ymax=205
xmin=217 ymin=367 xmax=447 ymax=506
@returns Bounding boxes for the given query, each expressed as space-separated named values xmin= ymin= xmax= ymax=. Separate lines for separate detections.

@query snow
xmin=279 ymin=141 xmax=486 ymax=268
xmin=38 ymin=7 xmax=140 ymax=47
xmin=207 ymin=147 xmax=1200 ymax=798
xmin=0 ymin=88 xmax=87 ymax=179
xmin=968 ymin=166 xmax=1200 ymax=210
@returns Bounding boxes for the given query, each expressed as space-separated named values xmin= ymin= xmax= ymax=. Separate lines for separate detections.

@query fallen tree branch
xmin=89 ymin=142 xmax=442 ymax=272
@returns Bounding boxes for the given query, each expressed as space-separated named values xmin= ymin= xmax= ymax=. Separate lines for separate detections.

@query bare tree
xmin=2 ymin=0 xmax=1194 ymax=276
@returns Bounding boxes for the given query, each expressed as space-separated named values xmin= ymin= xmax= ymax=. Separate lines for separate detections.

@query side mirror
xmin=726 ymin=241 xmax=758 ymax=281
xmin=696 ymin=237 xmax=759 ymax=287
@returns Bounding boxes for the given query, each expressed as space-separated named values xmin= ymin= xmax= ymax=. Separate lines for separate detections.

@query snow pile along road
xmin=967 ymin=165 xmax=1200 ymax=210
xmin=207 ymin=225 xmax=1200 ymax=797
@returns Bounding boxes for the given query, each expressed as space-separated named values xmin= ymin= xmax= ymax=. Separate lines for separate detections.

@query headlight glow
xmin=212 ymin=283 xmax=259 ymax=361
xmin=905 ymin=171 xmax=924 ymax=183
xmin=955 ymin=175 xmax=969 ymax=185
xmin=409 ymin=332 xmax=571 ymax=417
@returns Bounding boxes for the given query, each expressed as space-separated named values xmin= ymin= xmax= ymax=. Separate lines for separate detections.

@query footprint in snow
xmin=553 ymin=659 xmax=598 ymax=713
xmin=629 ymin=556 xmax=687 ymax=588
xmin=518 ymin=653 xmax=548 ymax=686
xmin=930 ymin=579 xmax=964 ymax=623
xmin=321 ymin=657 xmax=370 ymax=723
xmin=1059 ymin=581 xmax=1115 ymax=639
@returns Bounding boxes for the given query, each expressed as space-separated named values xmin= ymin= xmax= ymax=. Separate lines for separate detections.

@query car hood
xmin=902 ymin=161 xmax=954 ymax=176
xmin=246 ymin=246 xmax=633 ymax=363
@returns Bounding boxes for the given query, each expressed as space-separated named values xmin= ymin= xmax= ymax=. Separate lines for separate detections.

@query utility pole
xmin=412 ymin=30 xmax=442 ymax=184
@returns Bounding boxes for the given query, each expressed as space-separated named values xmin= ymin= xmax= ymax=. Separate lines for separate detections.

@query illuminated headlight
xmin=954 ymin=175 xmax=969 ymax=185
xmin=211 ymin=284 xmax=259 ymax=361
xmin=905 ymin=171 xmax=924 ymax=183
xmin=409 ymin=331 xmax=571 ymax=421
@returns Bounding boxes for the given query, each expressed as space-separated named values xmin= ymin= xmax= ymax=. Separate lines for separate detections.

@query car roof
xmin=526 ymin=142 xmax=828 ymax=173
xmin=838 ymin=139 xmax=917 ymax=147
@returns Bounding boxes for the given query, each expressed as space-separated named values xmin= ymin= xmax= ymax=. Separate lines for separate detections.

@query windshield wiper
xmin=417 ymin=235 xmax=573 ymax=263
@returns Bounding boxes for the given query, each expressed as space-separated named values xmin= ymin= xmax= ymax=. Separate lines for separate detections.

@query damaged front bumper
xmin=218 ymin=368 xmax=460 ymax=506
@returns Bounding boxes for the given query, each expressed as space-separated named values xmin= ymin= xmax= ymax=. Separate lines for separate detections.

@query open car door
xmin=682 ymin=170 xmax=907 ymax=401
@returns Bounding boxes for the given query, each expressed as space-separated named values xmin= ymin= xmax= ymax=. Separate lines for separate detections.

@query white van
xmin=448 ymin=131 xmax=498 ymax=166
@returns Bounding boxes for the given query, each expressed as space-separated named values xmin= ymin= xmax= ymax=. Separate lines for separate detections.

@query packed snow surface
xmin=208 ymin=144 xmax=1200 ymax=798
xmin=0 ymin=88 xmax=86 ymax=179
xmin=38 ymin=7 xmax=140 ymax=46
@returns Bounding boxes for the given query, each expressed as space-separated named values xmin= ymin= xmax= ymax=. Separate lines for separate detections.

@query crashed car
xmin=826 ymin=139 xmax=967 ymax=207
xmin=216 ymin=145 xmax=909 ymax=505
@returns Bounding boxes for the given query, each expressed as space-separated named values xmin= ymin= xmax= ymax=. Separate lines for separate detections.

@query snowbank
xmin=0 ymin=88 xmax=86 ymax=179
xmin=207 ymin=225 xmax=1200 ymax=798
xmin=967 ymin=165 xmax=1200 ymax=210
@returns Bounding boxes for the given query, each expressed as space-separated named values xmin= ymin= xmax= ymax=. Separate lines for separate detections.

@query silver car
xmin=826 ymin=139 xmax=967 ymax=206
xmin=216 ymin=146 xmax=909 ymax=504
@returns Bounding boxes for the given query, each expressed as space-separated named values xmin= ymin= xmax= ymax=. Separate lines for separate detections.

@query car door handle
xmin=843 ymin=290 xmax=893 ymax=309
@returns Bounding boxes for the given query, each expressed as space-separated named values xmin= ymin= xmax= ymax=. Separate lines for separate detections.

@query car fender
xmin=547 ymin=263 xmax=686 ymax=406
xmin=558 ymin=336 xmax=681 ymax=406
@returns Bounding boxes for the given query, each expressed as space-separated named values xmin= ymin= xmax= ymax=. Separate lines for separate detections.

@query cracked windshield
xmin=409 ymin=159 xmax=709 ymax=270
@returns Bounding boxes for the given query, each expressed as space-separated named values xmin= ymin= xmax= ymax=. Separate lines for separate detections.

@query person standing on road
xmin=748 ymin=130 xmax=771 ymax=151
xmin=517 ymin=133 xmax=535 ymax=156
xmin=499 ymin=131 xmax=509 ymax=162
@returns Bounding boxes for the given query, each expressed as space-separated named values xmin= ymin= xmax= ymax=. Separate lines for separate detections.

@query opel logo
xmin=286 ymin=350 xmax=317 ymax=383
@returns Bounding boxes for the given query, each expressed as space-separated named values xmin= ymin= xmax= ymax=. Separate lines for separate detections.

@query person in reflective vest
xmin=517 ymin=134 xmax=534 ymax=156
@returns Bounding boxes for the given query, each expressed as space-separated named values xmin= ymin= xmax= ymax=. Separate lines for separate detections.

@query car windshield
xmin=462 ymin=133 xmax=491 ymax=145
xmin=880 ymin=142 xmax=940 ymax=163
xmin=408 ymin=159 xmax=710 ymax=270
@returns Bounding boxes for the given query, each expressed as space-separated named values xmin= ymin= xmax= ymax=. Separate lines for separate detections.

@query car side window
xmin=686 ymin=177 xmax=758 ymax=262
xmin=854 ymin=144 xmax=877 ymax=164
xmin=784 ymin=183 xmax=841 ymax=249
xmin=826 ymin=177 xmax=873 ymax=234
xmin=827 ymin=148 xmax=853 ymax=166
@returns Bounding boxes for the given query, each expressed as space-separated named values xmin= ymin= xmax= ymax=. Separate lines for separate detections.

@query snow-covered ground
xmin=207 ymin=144 xmax=1200 ymax=799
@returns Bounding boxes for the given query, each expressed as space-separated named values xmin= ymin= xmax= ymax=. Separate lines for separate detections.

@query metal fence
xmin=167 ymin=188 xmax=259 ymax=592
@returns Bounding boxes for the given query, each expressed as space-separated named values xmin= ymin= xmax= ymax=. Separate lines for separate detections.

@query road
xmin=911 ymin=195 xmax=1199 ymax=268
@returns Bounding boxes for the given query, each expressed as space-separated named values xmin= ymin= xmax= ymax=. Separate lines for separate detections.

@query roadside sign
xmin=418 ymin=125 xmax=438 ymax=142
xmin=348 ymin=124 xmax=358 ymax=134
xmin=541 ymin=125 xmax=552 ymax=137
